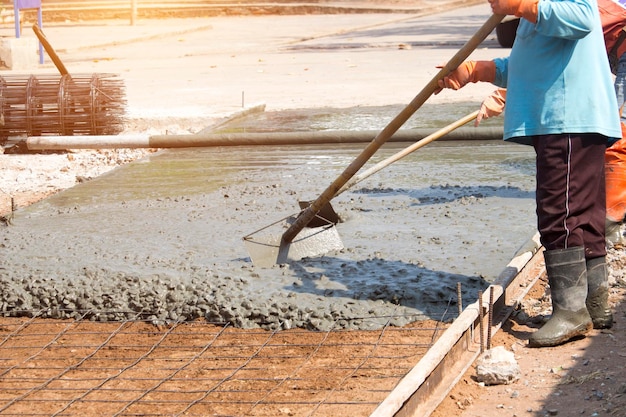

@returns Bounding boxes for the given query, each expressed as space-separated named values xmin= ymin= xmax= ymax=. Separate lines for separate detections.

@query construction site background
xmin=4 ymin=0 xmax=483 ymax=23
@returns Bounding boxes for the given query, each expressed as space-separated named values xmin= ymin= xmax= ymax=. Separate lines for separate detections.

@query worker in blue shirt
xmin=436 ymin=0 xmax=621 ymax=347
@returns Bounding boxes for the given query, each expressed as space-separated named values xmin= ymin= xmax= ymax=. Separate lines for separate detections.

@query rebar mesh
xmin=0 ymin=73 xmax=126 ymax=141
xmin=0 ymin=314 xmax=447 ymax=417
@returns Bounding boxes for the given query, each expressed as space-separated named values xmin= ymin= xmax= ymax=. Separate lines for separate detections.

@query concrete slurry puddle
xmin=0 ymin=104 xmax=537 ymax=330
xmin=216 ymin=102 xmax=503 ymax=133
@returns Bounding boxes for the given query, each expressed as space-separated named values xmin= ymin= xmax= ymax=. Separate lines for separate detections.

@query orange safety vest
xmin=600 ymin=1 xmax=626 ymax=222
xmin=599 ymin=0 xmax=626 ymax=73
xmin=606 ymin=117 xmax=626 ymax=222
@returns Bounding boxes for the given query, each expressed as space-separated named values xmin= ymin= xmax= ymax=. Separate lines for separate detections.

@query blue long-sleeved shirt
xmin=493 ymin=0 xmax=622 ymax=144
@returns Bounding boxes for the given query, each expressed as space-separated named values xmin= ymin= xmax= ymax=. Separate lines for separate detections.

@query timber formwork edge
xmin=373 ymin=232 xmax=544 ymax=417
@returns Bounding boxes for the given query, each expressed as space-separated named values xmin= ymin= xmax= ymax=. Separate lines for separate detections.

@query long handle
xmin=32 ymin=24 xmax=69 ymax=75
xmin=282 ymin=14 xmax=504 ymax=244
xmin=335 ymin=110 xmax=479 ymax=197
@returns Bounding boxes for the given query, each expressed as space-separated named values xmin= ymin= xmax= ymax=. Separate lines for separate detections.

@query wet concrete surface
xmin=1 ymin=115 xmax=537 ymax=329
xmin=214 ymin=102 xmax=503 ymax=133
xmin=0 ymin=4 xmax=537 ymax=330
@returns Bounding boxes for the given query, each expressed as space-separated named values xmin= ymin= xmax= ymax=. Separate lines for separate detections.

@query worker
xmin=600 ymin=0 xmax=626 ymax=81
xmin=477 ymin=0 xmax=626 ymax=246
xmin=600 ymin=0 xmax=626 ymax=244
xmin=436 ymin=0 xmax=622 ymax=347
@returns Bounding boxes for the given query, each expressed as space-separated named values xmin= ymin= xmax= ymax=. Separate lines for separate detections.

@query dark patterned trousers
xmin=533 ymin=133 xmax=607 ymax=259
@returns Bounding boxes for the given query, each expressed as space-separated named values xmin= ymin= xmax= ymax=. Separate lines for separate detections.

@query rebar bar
xmin=487 ymin=286 xmax=494 ymax=350
xmin=457 ymin=282 xmax=462 ymax=318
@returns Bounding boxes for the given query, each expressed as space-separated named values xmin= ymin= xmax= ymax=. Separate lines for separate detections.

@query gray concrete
xmin=0 ymin=4 xmax=538 ymax=330
xmin=1 ymin=139 xmax=536 ymax=330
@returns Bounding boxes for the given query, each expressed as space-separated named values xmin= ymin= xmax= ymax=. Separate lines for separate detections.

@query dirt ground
xmin=2 ymin=2 xmax=626 ymax=417
xmin=436 ymin=271 xmax=626 ymax=417
xmin=0 ymin=315 xmax=452 ymax=416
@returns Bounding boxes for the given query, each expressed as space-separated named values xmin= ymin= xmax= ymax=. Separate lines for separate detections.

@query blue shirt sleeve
xmin=493 ymin=57 xmax=508 ymax=88
xmin=536 ymin=0 xmax=596 ymax=39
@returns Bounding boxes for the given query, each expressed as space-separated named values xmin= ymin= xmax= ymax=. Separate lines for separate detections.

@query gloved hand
xmin=476 ymin=88 xmax=507 ymax=126
xmin=490 ymin=0 xmax=539 ymax=23
xmin=435 ymin=61 xmax=496 ymax=93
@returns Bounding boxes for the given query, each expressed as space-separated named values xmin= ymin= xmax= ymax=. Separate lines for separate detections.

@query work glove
xmin=490 ymin=0 xmax=539 ymax=24
xmin=435 ymin=60 xmax=496 ymax=93
xmin=476 ymin=88 xmax=507 ymax=126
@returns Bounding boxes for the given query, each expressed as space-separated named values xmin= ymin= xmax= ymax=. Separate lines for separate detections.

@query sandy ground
xmin=437 ymin=265 xmax=626 ymax=417
xmin=1 ymin=2 xmax=626 ymax=417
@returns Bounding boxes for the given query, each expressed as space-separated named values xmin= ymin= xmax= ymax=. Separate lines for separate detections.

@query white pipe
xmin=25 ymin=126 xmax=503 ymax=150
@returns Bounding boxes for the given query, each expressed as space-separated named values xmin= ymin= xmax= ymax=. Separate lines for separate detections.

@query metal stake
xmin=487 ymin=286 xmax=494 ymax=350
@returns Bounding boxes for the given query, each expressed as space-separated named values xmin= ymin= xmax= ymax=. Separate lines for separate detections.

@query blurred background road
xmin=0 ymin=0 xmax=507 ymax=122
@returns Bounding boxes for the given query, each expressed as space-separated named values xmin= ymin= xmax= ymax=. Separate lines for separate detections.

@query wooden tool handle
xmin=282 ymin=13 xmax=505 ymax=244
xmin=335 ymin=110 xmax=480 ymax=196
xmin=32 ymin=24 xmax=69 ymax=76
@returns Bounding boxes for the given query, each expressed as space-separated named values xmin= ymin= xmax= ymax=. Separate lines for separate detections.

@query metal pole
xmin=130 ymin=0 xmax=137 ymax=26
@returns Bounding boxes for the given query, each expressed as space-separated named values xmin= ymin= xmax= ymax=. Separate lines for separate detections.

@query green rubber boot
xmin=605 ymin=219 xmax=625 ymax=246
xmin=586 ymin=256 xmax=613 ymax=329
xmin=528 ymin=247 xmax=593 ymax=348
